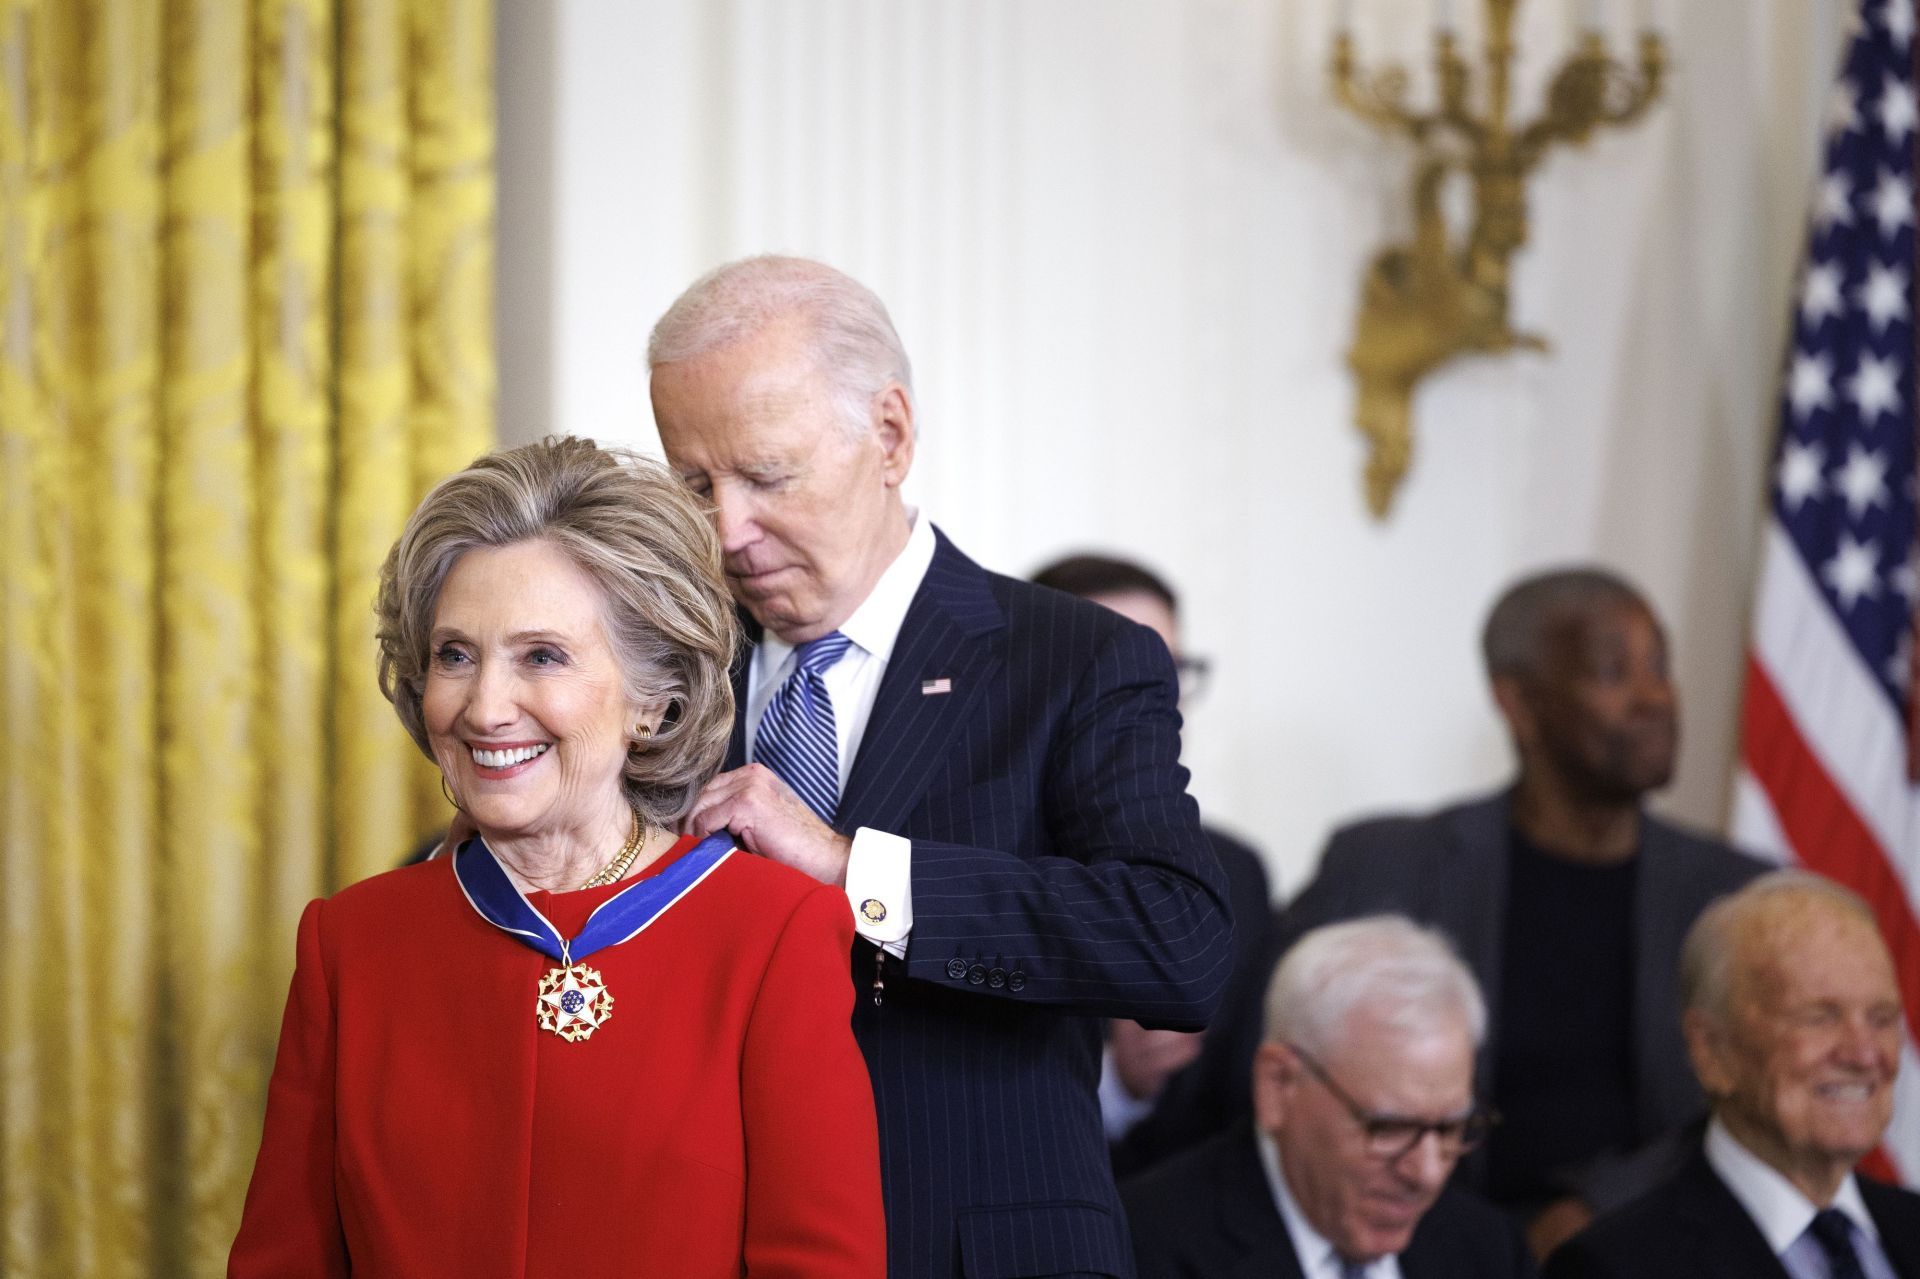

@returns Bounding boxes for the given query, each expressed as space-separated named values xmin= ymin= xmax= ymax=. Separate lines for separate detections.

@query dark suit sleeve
xmin=1112 ymin=833 xmax=1276 ymax=1175
xmin=899 ymin=617 xmax=1232 ymax=1029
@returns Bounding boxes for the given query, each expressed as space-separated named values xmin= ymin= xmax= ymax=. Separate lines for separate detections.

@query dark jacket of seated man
xmin=1125 ymin=1119 xmax=1535 ymax=1279
xmin=1125 ymin=915 xmax=1535 ymax=1279
xmin=1543 ymin=872 xmax=1920 ymax=1279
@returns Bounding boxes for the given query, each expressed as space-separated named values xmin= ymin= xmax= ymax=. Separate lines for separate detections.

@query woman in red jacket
xmin=230 ymin=437 xmax=885 ymax=1278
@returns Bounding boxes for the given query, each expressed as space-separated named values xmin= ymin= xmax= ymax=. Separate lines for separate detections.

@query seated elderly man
xmin=1544 ymin=871 xmax=1920 ymax=1277
xmin=1123 ymin=916 xmax=1533 ymax=1278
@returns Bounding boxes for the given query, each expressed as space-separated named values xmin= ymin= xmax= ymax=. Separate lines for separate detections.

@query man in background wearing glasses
xmin=1123 ymin=915 xmax=1533 ymax=1278
xmin=1030 ymin=553 xmax=1280 ymax=1179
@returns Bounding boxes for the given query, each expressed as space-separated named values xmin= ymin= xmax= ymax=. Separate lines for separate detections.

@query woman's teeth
xmin=471 ymin=744 xmax=550 ymax=768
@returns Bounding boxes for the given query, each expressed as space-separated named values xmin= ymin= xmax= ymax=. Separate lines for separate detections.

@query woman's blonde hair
xmin=376 ymin=436 xmax=738 ymax=828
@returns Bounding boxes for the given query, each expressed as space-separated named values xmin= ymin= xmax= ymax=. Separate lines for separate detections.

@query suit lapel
xmin=835 ymin=531 xmax=1004 ymax=835
xmin=1863 ymin=1179 xmax=1920 ymax=1277
xmin=1631 ymin=815 xmax=1696 ymax=1131
xmin=1439 ymin=793 xmax=1512 ymax=1097
xmin=1676 ymin=1149 xmax=1796 ymax=1279
xmin=1213 ymin=1125 xmax=1306 ymax=1279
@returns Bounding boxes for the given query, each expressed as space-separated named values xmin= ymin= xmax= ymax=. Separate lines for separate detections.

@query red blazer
xmin=230 ymin=838 xmax=885 ymax=1278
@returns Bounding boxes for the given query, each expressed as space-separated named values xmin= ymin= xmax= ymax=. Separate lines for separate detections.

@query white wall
xmin=497 ymin=0 xmax=1846 ymax=894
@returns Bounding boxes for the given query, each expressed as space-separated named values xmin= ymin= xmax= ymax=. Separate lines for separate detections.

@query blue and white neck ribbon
xmin=453 ymin=831 xmax=735 ymax=966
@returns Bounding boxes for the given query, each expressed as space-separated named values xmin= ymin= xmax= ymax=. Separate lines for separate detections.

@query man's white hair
xmin=1265 ymin=915 xmax=1487 ymax=1057
xmin=647 ymin=254 xmax=914 ymax=441
xmin=1679 ymin=868 xmax=1880 ymax=1022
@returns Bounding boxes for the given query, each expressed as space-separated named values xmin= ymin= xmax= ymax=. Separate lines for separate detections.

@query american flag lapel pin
xmin=921 ymin=677 xmax=952 ymax=696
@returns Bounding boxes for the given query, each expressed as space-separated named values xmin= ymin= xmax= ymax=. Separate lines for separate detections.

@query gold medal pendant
xmin=536 ymin=962 xmax=613 ymax=1042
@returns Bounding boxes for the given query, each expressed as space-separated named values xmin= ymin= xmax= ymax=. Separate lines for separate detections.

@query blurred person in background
xmin=1544 ymin=871 xmax=1920 ymax=1277
xmin=1124 ymin=915 xmax=1534 ymax=1278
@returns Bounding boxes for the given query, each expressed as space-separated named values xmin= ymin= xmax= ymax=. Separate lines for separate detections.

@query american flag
xmin=1734 ymin=0 xmax=1920 ymax=1183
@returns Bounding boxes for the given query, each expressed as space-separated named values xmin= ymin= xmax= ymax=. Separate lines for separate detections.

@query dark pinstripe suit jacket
xmin=725 ymin=529 xmax=1233 ymax=1279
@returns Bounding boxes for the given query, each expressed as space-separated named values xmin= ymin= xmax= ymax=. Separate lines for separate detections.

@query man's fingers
xmin=681 ymin=778 xmax=742 ymax=838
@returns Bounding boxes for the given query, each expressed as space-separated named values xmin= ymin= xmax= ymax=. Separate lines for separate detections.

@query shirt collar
xmin=1257 ymin=1128 xmax=1385 ymax=1278
xmin=753 ymin=509 xmax=935 ymax=681
xmin=1704 ymin=1116 xmax=1881 ymax=1255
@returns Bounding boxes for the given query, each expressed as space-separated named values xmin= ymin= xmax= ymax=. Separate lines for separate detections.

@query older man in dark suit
xmin=648 ymin=255 xmax=1233 ymax=1279
xmin=1123 ymin=915 xmax=1534 ymax=1279
xmin=1544 ymin=871 xmax=1920 ymax=1278
xmin=1280 ymin=567 xmax=1766 ymax=1254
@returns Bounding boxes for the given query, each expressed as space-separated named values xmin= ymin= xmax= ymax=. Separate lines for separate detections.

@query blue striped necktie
xmin=753 ymin=631 xmax=854 ymax=823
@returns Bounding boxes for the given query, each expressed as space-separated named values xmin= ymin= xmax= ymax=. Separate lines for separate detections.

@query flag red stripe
xmin=1741 ymin=655 xmax=1920 ymax=1043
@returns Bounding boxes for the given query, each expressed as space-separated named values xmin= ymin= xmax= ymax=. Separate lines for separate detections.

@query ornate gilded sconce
xmin=1331 ymin=0 xmax=1664 ymax=517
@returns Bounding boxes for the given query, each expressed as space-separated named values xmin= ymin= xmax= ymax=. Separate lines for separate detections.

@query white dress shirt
xmin=1257 ymin=1128 xmax=1405 ymax=1279
xmin=1704 ymin=1117 xmax=1899 ymax=1279
xmin=745 ymin=510 xmax=935 ymax=953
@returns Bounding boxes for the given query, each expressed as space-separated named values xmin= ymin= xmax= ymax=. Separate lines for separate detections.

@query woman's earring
xmin=440 ymin=773 xmax=463 ymax=812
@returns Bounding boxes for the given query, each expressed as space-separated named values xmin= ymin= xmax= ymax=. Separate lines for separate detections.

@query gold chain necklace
xmin=578 ymin=805 xmax=646 ymax=890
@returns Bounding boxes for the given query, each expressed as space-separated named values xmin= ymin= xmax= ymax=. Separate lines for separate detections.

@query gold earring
xmin=635 ymin=723 xmax=653 ymax=741
xmin=440 ymin=773 xmax=463 ymax=812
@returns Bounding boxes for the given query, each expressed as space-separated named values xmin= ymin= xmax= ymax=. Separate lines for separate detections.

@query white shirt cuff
xmin=845 ymin=827 xmax=912 ymax=957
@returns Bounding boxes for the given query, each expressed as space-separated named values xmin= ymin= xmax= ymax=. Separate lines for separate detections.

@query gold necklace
xmin=578 ymin=805 xmax=646 ymax=890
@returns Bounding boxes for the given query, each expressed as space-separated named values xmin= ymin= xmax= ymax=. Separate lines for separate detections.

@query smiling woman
xmin=426 ymin=541 xmax=662 ymax=876
xmin=228 ymin=437 xmax=886 ymax=1277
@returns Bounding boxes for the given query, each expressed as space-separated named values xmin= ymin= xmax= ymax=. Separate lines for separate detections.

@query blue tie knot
xmin=796 ymin=631 xmax=853 ymax=675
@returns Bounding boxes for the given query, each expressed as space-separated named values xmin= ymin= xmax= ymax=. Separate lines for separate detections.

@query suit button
xmin=1007 ymin=970 xmax=1027 ymax=992
xmin=966 ymin=964 xmax=987 ymax=986
xmin=987 ymin=967 xmax=1006 ymax=989
xmin=945 ymin=958 xmax=968 ymax=980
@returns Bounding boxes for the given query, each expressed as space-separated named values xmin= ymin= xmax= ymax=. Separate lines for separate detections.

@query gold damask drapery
xmin=0 ymin=0 xmax=493 ymax=1272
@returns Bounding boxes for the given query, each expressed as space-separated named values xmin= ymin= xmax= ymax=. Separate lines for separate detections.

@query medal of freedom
xmin=536 ymin=962 xmax=613 ymax=1042
xmin=453 ymin=832 xmax=735 ymax=1048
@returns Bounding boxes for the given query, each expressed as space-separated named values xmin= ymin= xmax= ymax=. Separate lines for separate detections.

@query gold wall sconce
xmin=1331 ymin=0 xmax=1665 ymax=517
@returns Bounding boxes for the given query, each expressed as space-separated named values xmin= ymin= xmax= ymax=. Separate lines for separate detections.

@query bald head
xmin=648 ymin=254 xmax=913 ymax=442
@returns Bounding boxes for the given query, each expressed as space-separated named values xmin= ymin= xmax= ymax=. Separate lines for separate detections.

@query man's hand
xmin=682 ymin=764 xmax=854 ymax=887
xmin=1109 ymin=1020 xmax=1205 ymax=1102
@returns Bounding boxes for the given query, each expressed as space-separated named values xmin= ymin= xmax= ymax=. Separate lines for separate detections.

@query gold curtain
xmin=0 ymin=0 xmax=493 ymax=1272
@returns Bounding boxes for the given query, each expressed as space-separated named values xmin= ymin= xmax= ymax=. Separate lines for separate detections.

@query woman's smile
xmin=467 ymin=740 xmax=552 ymax=775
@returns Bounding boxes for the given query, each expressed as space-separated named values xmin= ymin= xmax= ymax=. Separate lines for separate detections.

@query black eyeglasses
xmin=1288 ymin=1043 xmax=1497 ymax=1160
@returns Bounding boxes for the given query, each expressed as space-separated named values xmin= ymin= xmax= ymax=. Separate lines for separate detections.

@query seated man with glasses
xmin=1123 ymin=915 xmax=1535 ymax=1278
